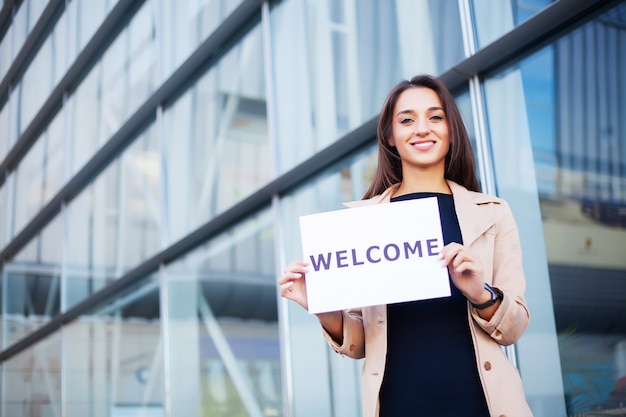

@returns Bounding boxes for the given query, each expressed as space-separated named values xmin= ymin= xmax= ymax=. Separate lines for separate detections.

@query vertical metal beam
xmin=158 ymin=265 xmax=172 ymax=417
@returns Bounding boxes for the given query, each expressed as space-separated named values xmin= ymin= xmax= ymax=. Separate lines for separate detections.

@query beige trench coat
xmin=322 ymin=180 xmax=533 ymax=417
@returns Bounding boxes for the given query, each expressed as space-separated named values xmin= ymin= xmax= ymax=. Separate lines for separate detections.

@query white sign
xmin=300 ymin=197 xmax=451 ymax=314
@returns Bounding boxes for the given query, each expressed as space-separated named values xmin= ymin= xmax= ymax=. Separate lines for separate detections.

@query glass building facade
xmin=0 ymin=0 xmax=625 ymax=416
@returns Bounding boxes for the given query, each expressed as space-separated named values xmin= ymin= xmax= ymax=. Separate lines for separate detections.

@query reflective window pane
xmin=66 ymin=124 xmax=160 ymax=310
xmin=0 ymin=102 xmax=8 ymax=163
xmin=3 ymin=215 xmax=62 ymax=348
xmin=0 ymin=331 xmax=61 ymax=417
xmin=67 ymin=0 xmax=120 ymax=62
xmin=161 ymin=0 xmax=244 ymax=80
xmin=483 ymin=4 xmax=626 ymax=415
xmin=68 ymin=0 xmax=157 ymax=175
xmin=165 ymin=208 xmax=280 ymax=416
xmin=270 ymin=0 xmax=464 ymax=174
xmin=11 ymin=2 xmax=29 ymax=58
xmin=0 ymin=185 xmax=6 ymax=249
xmin=163 ymin=24 xmax=268 ymax=244
xmin=42 ymin=110 xmax=65 ymax=205
xmin=0 ymin=25 xmax=11 ymax=82
xmin=16 ymin=4 xmax=67 ymax=135
xmin=11 ymin=110 xmax=64 ymax=237
xmin=64 ymin=276 xmax=162 ymax=416
xmin=12 ymin=134 xmax=44 ymax=236
xmin=26 ymin=0 xmax=48 ymax=33
xmin=471 ymin=0 xmax=554 ymax=49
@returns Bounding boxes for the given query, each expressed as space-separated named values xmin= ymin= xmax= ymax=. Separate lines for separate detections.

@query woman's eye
xmin=400 ymin=118 xmax=413 ymax=124
xmin=431 ymin=114 xmax=444 ymax=121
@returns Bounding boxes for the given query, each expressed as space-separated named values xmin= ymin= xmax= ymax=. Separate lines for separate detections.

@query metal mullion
xmin=262 ymin=1 xmax=293 ymax=415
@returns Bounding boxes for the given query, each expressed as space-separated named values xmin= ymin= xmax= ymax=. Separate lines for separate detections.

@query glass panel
xmin=0 ymin=185 xmax=6 ymax=249
xmin=17 ymin=14 xmax=67 ymax=137
xmin=161 ymin=0 xmax=244 ymax=81
xmin=64 ymin=276 xmax=162 ymax=416
xmin=0 ymin=24 xmax=11 ymax=83
xmin=454 ymin=89 xmax=481 ymax=184
xmin=471 ymin=0 xmax=554 ymax=49
xmin=65 ymin=185 xmax=110 ymax=309
xmin=66 ymin=124 xmax=160 ymax=310
xmin=0 ymin=331 xmax=61 ymax=417
xmin=0 ymin=102 xmax=8 ymax=163
xmin=483 ymin=4 xmax=626 ymax=416
xmin=42 ymin=110 xmax=65 ymax=205
xmin=270 ymin=0 xmax=464 ymax=174
xmin=3 ymin=215 xmax=62 ymax=348
xmin=68 ymin=0 xmax=157 ymax=176
xmin=67 ymin=0 xmax=120 ymax=62
xmin=26 ymin=0 xmax=48 ymax=33
xmin=163 ymin=23 xmax=268 ymax=245
xmin=164 ymin=208 xmax=281 ymax=417
xmin=7 ymin=109 xmax=64 ymax=237
xmin=12 ymin=1 xmax=29 ymax=58
xmin=12 ymin=134 xmax=44 ymax=237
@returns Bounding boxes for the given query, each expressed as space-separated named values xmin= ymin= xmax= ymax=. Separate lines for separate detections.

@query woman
xmin=279 ymin=75 xmax=533 ymax=417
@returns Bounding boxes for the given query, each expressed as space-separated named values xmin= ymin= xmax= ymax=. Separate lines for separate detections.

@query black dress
xmin=379 ymin=192 xmax=490 ymax=417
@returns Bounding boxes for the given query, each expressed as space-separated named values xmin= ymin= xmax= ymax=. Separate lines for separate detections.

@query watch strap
xmin=471 ymin=283 xmax=502 ymax=310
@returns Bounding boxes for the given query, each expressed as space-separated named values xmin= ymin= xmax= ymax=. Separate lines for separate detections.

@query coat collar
xmin=343 ymin=180 xmax=502 ymax=247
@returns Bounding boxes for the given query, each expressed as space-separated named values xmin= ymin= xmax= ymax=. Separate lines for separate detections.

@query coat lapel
xmin=448 ymin=181 xmax=500 ymax=247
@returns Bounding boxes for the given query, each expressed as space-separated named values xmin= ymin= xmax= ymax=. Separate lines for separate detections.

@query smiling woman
xmin=278 ymin=74 xmax=533 ymax=417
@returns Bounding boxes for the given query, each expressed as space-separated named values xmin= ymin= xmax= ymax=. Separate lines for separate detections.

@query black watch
xmin=471 ymin=283 xmax=502 ymax=310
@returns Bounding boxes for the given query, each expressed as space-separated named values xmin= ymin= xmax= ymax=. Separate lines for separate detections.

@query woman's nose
xmin=414 ymin=118 xmax=430 ymax=135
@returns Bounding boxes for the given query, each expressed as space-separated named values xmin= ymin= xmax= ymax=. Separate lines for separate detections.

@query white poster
xmin=299 ymin=197 xmax=451 ymax=314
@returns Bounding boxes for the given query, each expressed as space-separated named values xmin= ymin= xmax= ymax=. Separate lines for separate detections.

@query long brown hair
xmin=363 ymin=75 xmax=480 ymax=198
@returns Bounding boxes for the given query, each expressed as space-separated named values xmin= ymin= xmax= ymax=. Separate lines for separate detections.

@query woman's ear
xmin=387 ymin=136 xmax=395 ymax=147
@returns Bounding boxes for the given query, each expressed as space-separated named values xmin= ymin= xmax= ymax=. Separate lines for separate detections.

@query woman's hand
xmin=278 ymin=260 xmax=345 ymax=342
xmin=439 ymin=242 xmax=489 ymax=305
xmin=278 ymin=260 xmax=310 ymax=310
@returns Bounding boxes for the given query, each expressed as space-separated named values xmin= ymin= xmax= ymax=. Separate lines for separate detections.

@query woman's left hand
xmin=439 ymin=242 xmax=488 ymax=305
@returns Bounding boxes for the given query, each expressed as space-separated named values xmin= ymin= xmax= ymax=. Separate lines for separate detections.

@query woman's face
xmin=388 ymin=87 xmax=450 ymax=175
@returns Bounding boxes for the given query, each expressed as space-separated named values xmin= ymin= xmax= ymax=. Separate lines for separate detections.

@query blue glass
xmin=483 ymin=4 xmax=626 ymax=415
xmin=471 ymin=0 xmax=554 ymax=49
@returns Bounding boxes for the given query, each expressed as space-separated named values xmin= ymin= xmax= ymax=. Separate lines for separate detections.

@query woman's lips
xmin=411 ymin=140 xmax=436 ymax=150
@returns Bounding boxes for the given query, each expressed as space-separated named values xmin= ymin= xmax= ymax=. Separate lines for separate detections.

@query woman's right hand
xmin=278 ymin=260 xmax=310 ymax=310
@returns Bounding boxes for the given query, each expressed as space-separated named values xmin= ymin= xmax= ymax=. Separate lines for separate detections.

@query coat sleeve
xmin=321 ymin=308 xmax=366 ymax=359
xmin=471 ymin=200 xmax=530 ymax=346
